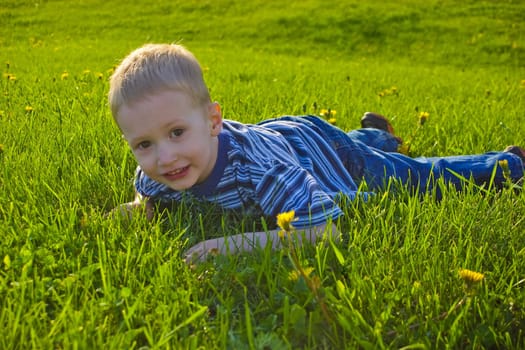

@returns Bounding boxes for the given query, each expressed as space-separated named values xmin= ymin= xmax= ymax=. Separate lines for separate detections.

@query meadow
xmin=1 ymin=0 xmax=525 ymax=348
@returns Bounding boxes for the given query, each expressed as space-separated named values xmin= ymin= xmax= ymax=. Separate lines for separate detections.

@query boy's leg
xmin=347 ymin=128 xmax=401 ymax=153
xmin=337 ymin=139 xmax=524 ymax=193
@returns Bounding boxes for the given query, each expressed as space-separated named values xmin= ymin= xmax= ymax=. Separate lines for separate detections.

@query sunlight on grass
xmin=1 ymin=0 xmax=525 ymax=348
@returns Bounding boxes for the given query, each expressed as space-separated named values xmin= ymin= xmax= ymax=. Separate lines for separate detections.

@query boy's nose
xmin=157 ymin=144 xmax=177 ymax=166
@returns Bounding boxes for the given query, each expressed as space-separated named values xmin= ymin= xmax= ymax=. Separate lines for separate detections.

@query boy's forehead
xmin=117 ymin=89 xmax=209 ymax=125
xmin=125 ymin=88 xmax=202 ymax=109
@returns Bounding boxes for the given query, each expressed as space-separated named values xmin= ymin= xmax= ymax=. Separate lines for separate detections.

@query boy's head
xmin=108 ymin=43 xmax=211 ymax=119
xmin=109 ymin=44 xmax=223 ymax=192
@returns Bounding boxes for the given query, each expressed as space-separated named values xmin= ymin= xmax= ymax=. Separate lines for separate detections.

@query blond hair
xmin=108 ymin=43 xmax=211 ymax=118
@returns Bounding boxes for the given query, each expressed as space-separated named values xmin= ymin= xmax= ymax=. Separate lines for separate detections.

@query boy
xmin=108 ymin=43 xmax=525 ymax=262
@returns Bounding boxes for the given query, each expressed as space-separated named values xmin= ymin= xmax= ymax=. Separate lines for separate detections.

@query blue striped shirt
xmin=135 ymin=116 xmax=365 ymax=229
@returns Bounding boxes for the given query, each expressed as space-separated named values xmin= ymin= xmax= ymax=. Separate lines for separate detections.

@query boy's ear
xmin=208 ymin=102 xmax=223 ymax=136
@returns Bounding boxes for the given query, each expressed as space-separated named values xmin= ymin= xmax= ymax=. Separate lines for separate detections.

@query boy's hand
xmin=108 ymin=195 xmax=154 ymax=221
xmin=184 ymin=237 xmax=227 ymax=264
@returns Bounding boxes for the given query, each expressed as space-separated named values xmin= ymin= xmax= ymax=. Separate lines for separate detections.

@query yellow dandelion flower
xmin=520 ymin=80 xmax=525 ymax=88
xmin=320 ymin=109 xmax=336 ymax=118
xmin=288 ymin=266 xmax=314 ymax=281
xmin=277 ymin=210 xmax=297 ymax=232
xmin=3 ymin=254 xmax=10 ymax=269
xmin=79 ymin=214 xmax=88 ymax=229
xmin=96 ymin=72 xmax=104 ymax=80
xmin=25 ymin=106 xmax=33 ymax=113
xmin=3 ymin=73 xmax=16 ymax=81
xmin=61 ymin=72 xmax=69 ymax=80
xmin=418 ymin=111 xmax=429 ymax=126
xmin=397 ymin=141 xmax=410 ymax=155
xmin=328 ymin=117 xmax=337 ymax=125
xmin=459 ymin=268 xmax=484 ymax=283
xmin=0 ymin=144 xmax=4 ymax=154
xmin=82 ymin=69 xmax=91 ymax=75
xmin=499 ymin=159 xmax=511 ymax=181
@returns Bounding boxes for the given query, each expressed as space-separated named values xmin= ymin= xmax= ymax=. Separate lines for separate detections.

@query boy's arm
xmin=184 ymin=223 xmax=338 ymax=264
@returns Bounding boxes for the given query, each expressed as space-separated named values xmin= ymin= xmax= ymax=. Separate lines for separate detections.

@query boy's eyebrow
xmin=126 ymin=120 xmax=186 ymax=142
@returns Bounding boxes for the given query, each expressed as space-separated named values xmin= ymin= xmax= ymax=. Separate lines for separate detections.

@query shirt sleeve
xmin=255 ymin=161 xmax=343 ymax=229
xmin=134 ymin=167 xmax=176 ymax=200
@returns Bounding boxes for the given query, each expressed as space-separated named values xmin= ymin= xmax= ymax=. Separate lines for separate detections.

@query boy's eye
xmin=170 ymin=129 xmax=184 ymax=137
xmin=136 ymin=141 xmax=151 ymax=150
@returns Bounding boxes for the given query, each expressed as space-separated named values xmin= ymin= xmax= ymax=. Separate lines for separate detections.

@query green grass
xmin=1 ymin=0 xmax=525 ymax=348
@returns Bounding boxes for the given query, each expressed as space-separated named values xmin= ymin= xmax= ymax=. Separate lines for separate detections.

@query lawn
xmin=1 ymin=0 xmax=525 ymax=348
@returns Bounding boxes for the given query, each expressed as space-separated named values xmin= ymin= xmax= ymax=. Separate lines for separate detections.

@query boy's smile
xmin=117 ymin=90 xmax=222 ymax=191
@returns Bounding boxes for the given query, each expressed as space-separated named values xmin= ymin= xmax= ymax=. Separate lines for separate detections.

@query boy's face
xmin=117 ymin=90 xmax=222 ymax=191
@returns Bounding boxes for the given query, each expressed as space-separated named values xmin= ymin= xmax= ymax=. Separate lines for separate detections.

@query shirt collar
xmin=189 ymin=131 xmax=230 ymax=197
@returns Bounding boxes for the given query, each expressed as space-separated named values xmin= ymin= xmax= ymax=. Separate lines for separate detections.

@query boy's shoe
xmin=361 ymin=112 xmax=403 ymax=143
xmin=504 ymin=145 xmax=525 ymax=165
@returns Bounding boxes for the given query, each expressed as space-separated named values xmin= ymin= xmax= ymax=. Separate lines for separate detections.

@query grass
xmin=1 ymin=0 xmax=525 ymax=348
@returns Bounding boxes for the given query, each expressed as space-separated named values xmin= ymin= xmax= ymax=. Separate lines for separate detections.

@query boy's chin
xmin=161 ymin=179 xmax=197 ymax=192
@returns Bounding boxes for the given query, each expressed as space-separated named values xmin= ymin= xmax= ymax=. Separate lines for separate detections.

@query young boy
xmin=108 ymin=43 xmax=525 ymax=263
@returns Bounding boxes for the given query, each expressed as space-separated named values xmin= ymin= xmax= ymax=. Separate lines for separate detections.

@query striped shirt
xmin=135 ymin=116 xmax=365 ymax=229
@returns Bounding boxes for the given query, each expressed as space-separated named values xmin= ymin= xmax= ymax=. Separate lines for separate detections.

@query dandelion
xmin=277 ymin=210 xmax=297 ymax=233
xmin=96 ymin=72 xmax=104 ymax=80
xmin=3 ymin=255 xmax=10 ymax=269
xmin=288 ymin=266 xmax=314 ymax=281
xmin=378 ymin=86 xmax=399 ymax=97
xmin=320 ymin=109 xmax=336 ymax=118
xmin=3 ymin=73 xmax=16 ymax=81
xmin=319 ymin=109 xmax=337 ymax=125
xmin=25 ymin=106 xmax=33 ymax=113
xmin=499 ymin=159 xmax=511 ymax=182
xmin=411 ymin=281 xmax=422 ymax=294
xmin=397 ymin=141 xmax=410 ymax=155
xmin=79 ymin=214 xmax=88 ymax=229
xmin=61 ymin=72 xmax=69 ymax=80
xmin=520 ymin=79 xmax=525 ymax=88
xmin=418 ymin=111 xmax=429 ymax=126
xmin=277 ymin=209 xmax=332 ymax=322
xmin=0 ymin=144 xmax=4 ymax=155
xmin=459 ymin=268 xmax=484 ymax=284
xmin=82 ymin=69 xmax=91 ymax=75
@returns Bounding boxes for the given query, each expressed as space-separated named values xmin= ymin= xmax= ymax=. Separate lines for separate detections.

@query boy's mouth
xmin=163 ymin=166 xmax=189 ymax=180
